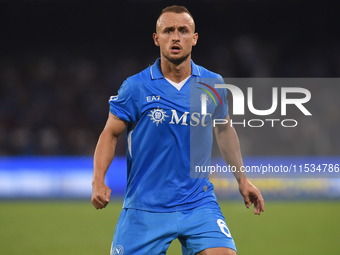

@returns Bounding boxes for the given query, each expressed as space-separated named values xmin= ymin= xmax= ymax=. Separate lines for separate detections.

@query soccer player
xmin=91 ymin=5 xmax=264 ymax=255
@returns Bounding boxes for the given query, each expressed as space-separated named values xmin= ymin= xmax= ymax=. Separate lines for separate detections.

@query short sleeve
xmin=213 ymin=86 xmax=229 ymax=120
xmin=109 ymin=81 xmax=138 ymax=123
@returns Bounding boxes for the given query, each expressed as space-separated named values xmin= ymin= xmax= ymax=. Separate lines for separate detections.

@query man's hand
xmin=239 ymin=179 xmax=265 ymax=215
xmin=91 ymin=182 xmax=111 ymax=209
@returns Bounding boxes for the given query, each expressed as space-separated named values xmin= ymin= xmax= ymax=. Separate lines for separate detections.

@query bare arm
xmin=91 ymin=113 xmax=127 ymax=209
xmin=214 ymin=114 xmax=265 ymax=215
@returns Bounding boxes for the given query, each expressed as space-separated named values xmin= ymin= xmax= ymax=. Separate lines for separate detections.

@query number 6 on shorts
xmin=217 ymin=219 xmax=232 ymax=238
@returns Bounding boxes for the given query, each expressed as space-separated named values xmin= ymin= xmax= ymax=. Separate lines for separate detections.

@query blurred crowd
xmin=0 ymin=47 xmax=140 ymax=155
xmin=1 ymin=34 xmax=339 ymax=156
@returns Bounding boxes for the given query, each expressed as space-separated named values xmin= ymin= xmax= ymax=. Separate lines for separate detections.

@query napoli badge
xmin=111 ymin=245 xmax=124 ymax=255
xmin=200 ymin=92 xmax=213 ymax=105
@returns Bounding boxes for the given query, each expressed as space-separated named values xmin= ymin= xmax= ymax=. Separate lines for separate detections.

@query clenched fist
xmin=91 ymin=182 xmax=111 ymax=209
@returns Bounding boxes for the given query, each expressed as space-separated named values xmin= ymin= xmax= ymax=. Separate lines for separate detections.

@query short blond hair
xmin=156 ymin=5 xmax=195 ymax=32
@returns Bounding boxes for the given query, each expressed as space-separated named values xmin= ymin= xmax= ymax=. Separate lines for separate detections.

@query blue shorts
xmin=110 ymin=202 xmax=237 ymax=255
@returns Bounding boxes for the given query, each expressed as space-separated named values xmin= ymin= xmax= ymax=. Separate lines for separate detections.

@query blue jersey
xmin=109 ymin=58 xmax=228 ymax=212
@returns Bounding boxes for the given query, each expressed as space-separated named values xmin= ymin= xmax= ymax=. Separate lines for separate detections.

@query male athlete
xmin=92 ymin=5 xmax=264 ymax=255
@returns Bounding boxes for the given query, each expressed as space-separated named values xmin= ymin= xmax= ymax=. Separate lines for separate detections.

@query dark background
xmin=1 ymin=0 xmax=339 ymax=155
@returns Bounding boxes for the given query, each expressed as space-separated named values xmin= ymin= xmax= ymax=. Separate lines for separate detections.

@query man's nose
xmin=172 ymin=30 xmax=180 ymax=41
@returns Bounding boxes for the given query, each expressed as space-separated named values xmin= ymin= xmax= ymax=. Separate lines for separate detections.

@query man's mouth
xmin=171 ymin=45 xmax=181 ymax=53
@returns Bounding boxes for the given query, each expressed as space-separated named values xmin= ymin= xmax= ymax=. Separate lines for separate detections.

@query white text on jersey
xmin=147 ymin=95 xmax=161 ymax=102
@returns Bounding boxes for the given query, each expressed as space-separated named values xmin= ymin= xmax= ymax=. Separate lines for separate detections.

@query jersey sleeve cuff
xmin=109 ymin=105 xmax=131 ymax=122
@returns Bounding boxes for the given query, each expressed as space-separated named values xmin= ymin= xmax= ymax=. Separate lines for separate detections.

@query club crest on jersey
xmin=148 ymin=107 xmax=169 ymax=126
xmin=111 ymin=245 xmax=124 ymax=255
xmin=200 ymin=92 xmax=213 ymax=105
xmin=197 ymin=82 xmax=223 ymax=106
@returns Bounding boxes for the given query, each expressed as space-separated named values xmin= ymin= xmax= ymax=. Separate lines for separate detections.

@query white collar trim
xmin=165 ymin=76 xmax=190 ymax=91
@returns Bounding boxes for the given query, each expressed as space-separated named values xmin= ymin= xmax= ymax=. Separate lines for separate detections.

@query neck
xmin=160 ymin=54 xmax=192 ymax=83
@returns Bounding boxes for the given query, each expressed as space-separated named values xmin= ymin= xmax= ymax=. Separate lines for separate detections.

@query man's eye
xmin=181 ymin=30 xmax=187 ymax=34
xmin=165 ymin=30 xmax=171 ymax=34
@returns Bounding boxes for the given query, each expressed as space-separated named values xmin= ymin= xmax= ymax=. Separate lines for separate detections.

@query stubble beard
xmin=162 ymin=52 xmax=190 ymax=66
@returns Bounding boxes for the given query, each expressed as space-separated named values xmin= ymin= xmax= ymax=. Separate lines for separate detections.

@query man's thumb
xmin=105 ymin=189 xmax=111 ymax=202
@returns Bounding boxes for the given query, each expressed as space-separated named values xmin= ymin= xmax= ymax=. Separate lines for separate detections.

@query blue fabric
xmin=111 ymin=202 xmax=237 ymax=255
xmin=109 ymin=58 xmax=229 ymax=212
xmin=189 ymin=77 xmax=228 ymax=179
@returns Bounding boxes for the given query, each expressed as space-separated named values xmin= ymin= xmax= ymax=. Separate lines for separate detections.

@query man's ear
xmin=192 ymin=32 xmax=198 ymax=46
xmin=153 ymin=33 xmax=160 ymax=46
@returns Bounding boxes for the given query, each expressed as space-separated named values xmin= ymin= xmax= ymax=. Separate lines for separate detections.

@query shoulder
xmin=193 ymin=62 xmax=226 ymax=97
xmin=195 ymin=64 xmax=222 ymax=79
xmin=125 ymin=65 xmax=152 ymax=89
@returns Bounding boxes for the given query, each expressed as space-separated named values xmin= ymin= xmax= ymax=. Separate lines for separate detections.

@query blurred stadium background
xmin=0 ymin=0 xmax=339 ymax=254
